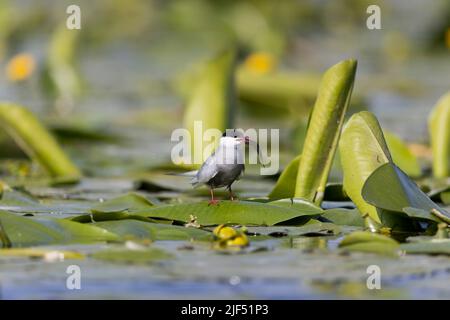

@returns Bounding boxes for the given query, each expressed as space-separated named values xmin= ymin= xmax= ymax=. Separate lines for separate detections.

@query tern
xmin=190 ymin=129 xmax=263 ymax=205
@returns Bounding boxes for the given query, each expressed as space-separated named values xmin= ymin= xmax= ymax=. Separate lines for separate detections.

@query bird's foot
xmin=208 ymin=199 xmax=220 ymax=206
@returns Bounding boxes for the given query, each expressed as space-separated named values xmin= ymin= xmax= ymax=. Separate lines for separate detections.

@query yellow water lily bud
xmin=213 ymin=225 xmax=238 ymax=240
xmin=226 ymin=234 xmax=249 ymax=247
xmin=243 ymin=52 xmax=276 ymax=75
xmin=6 ymin=53 xmax=36 ymax=82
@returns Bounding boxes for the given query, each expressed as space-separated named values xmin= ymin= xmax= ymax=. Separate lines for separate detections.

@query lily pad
xmin=129 ymin=200 xmax=322 ymax=226
xmin=338 ymin=231 xmax=400 ymax=256
xmin=91 ymin=192 xmax=155 ymax=213
xmin=400 ymin=240 xmax=450 ymax=256
xmin=245 ymin=222 xmax=341 ymax=237
xmin=91 ymin=247 xmax=173 ymax=265
xmin=0 ymin=210 xmax=118 ymax=247
xmin=321 ymin=208 xmax=365 ymax=227
xmin=93 ymin=220 xmax=212 ymax=241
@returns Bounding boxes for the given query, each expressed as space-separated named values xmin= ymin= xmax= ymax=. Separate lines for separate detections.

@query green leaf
xmin=362 ymin=163 xmax=450 ymax=223
xmin=339 ymin=111 xmax=392 ymax=224
xmin=91 ymin=193 xmax=155 ymax=213
xmin=129 ymin=200 xmax=322 ymax=226
xmin=0 ymin=103 xmax=81 ymax=181
xmin=295 ymin=59 xmax=357 ymax=205
xmin=180 ymin=49 xmax=236 ymax=168
xmin=338 ymin=231 xmax=400 ymax=256
xmin=384 ymin=130 xmax=421 ymax=177
xmin=45 ymin=25 xmax=82 ymax=109
xmin=321 ymin=208 xmax=365 ymax=227
xmin=91 ymin=247 xmax=173 ymax=265
xmin=0 ymin=210 xmax=118 ymax=247
xmin=428 ymin=91 xmax=450 ymax=178
xmin=400 ymin=240 xmax=450 ymax=256
xmin=268 ymin=155 xmax=300 ymax=199
xmin=93 ymin=220 xmax=212 ymax=241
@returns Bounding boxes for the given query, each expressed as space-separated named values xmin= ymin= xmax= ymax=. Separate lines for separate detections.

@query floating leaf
xmin=295 ymin=59 xmax=357 ymax=205
xmin=338 ymin=231 xmax=400 ymax=256
xmin=384 ymin=130 xmax=421 ymax=177
xmin=428 ymin=92 xmax=450 ymax=178
xmin=0 ymin=210 xmax=118 ymax=247
xmin=362 ymin=163 xmax=450 ymax=223
xmin=129 ymin=200 xmax=322 ymax=226
xmin=0 ymin=248 xmax=84 ymax=260
xmin=321 ymin=208 xmax=365 ymax=227
xmin=91 ymin=247 xmax=173 ymax=265
xmin=91 ymin=193 xmax=155 ymax=213
xmin=400 ymin=240 xmax=450 ymax=256
xmin=93 ymin=220 xmax=212 ymax=241
xmin=339 ymin=111 xmax=393 ymax=224
xmin=0 ymin=103 xmax=81 ymax=181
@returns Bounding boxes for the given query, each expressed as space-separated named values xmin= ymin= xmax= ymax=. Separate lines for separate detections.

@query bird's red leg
xmin=228 ymin=186 xmax=236 ymax=201
xmin=208 ymin=188 xmax=219 ymax=206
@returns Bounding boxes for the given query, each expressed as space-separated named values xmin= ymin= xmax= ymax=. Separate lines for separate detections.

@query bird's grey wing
xmin=191 ymin=155 xmax=218 ymax=187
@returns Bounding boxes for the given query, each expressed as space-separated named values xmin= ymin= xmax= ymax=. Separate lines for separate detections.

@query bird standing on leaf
xmin=190 ymin=129 xmax=264 ymax=205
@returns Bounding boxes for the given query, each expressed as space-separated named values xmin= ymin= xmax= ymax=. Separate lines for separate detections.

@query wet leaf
xmin=0 ymin=102 xmax=81 ymax=181
xmin=91 ymin=247 xmax=173 ymax=264
xmin=129 ymin=200 xmax=322 ymax=226
xmin=0 ymin=210 xmax=118 ymax=247
xmin=295 ymin=59 xmax=357 ymax=205
xmin=428 ymin=91 xmax=450 ymax=178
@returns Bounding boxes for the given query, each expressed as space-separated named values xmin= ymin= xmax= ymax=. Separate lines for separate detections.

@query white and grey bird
xmin=190 ymin=129 xmax=261 ymax=205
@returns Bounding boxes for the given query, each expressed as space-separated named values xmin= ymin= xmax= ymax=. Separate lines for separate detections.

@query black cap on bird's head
xmin=221 ymin=129 xmax=265 ymax=167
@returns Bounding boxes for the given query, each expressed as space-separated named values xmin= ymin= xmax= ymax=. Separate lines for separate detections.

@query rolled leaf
xmin=428 ymin=91 xmax=450 ymax=178
xmin=181 ymin=49 xmax=236 ymax=168
xmin=339 ymin=111 xmax=392 ymax=224
xmin=294 ymin=59 xmax=357 ymax=205
xmin=0 ymin=102 xmax=81 ymax=181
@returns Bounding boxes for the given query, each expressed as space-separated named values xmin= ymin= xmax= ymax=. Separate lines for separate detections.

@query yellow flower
xmin=226 ymin=234 xmax=249 ymax=247
xmin=213 ymin=224 xmax=237 ymax=240
xmin=6 ymin=53 xmax=36 ymax=82
xmin=243 ymin=52 xmax=276 ymax=75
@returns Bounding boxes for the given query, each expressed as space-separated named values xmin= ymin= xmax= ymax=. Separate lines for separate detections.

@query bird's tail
xmin=165 ymin=170 xmax=198 ymax=177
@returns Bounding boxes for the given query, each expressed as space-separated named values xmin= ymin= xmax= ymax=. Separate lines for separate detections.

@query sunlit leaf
xmin=129 ymin=200 xmax=322 ymax=226
xmin=384 ymin=130 xmax=421 ymax=177
xmin=180 ymin=49 xmax=236 ymax=168
xmin=295 ymin=59 xmax=357 ymax=205
xmin=339 ymin=111 xmax=392 ymax=224
xmin=0 ymin=103 xmax=81 ymax=181
xmin=428 ymin=91 xmax=450 ymax=178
